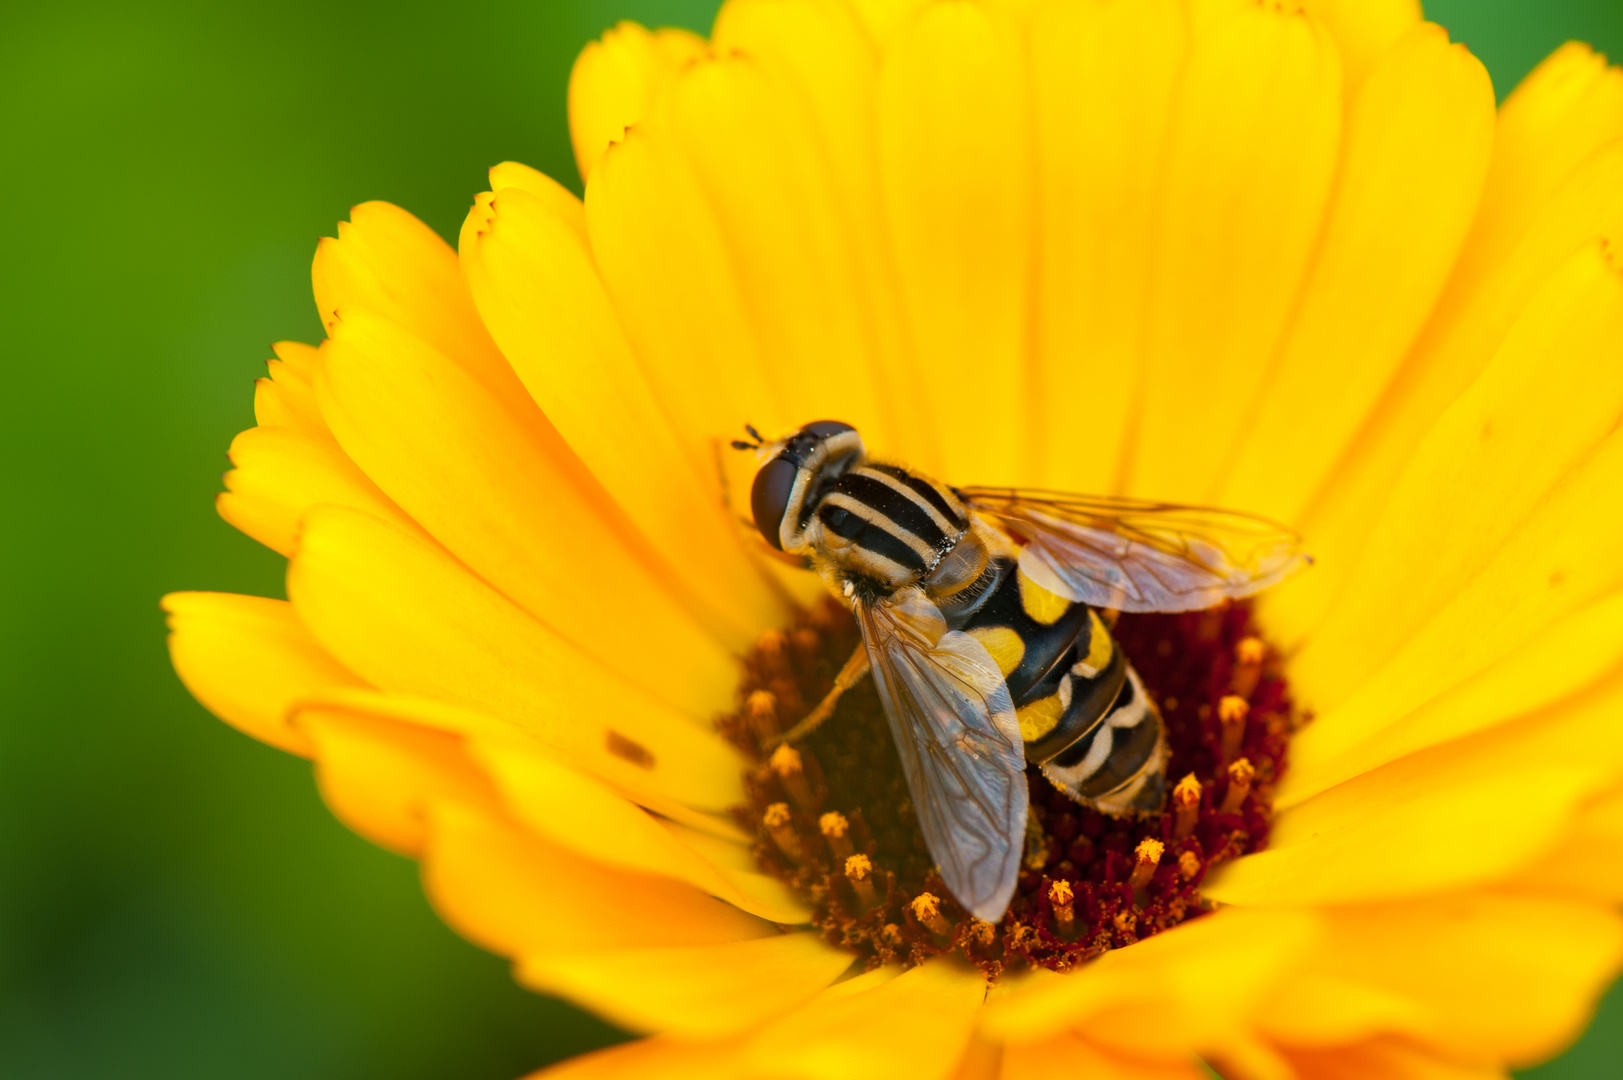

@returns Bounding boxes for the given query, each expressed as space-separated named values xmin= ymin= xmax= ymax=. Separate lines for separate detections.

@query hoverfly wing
xmin=959 ymin=488 xmax=1309 ymax=613
xmin=855 ymin=588 xmax=1027 ymax=922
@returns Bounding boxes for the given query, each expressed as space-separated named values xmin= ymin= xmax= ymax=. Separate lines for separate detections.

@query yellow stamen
xmin=1048 ymin=879 xmax=1076 ymax=940
xmin=1178 ymin=850 xmax=1202 ymax=880
xmin=746 ymin=688 xmax=779 ymax=744
xmin=1172 ymin=773 xmax=1202 ymax=840
xmin=1218 ymin=694 xmax=1250 ymax=761
xmin=845 ymin=853 xmax=877 ymax=909
xmin=819 ymin=810 xmax=853 ymax=862
xmin=757 ymin=628 xmax=789 ymax=677
xmin=910 ymin=892 xmax=954 ymax=937
xmin=1232 ymin=636 xmax=1265 ymax=697
xmin=791 ymin=627 xmax=820 ymax=666
xmin=769 ymin=743 xmax=814 ymax=809
xmin=763 ymin=802 xmax=804 ymax=864
xmin=1130 ymin=838 xmax=1165 ymax=903
xmin=1220 ymin=757 xmax=1255 ymax=814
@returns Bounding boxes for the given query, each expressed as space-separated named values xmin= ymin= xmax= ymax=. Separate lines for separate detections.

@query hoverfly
xmin=736 ymin=421 xmax=1308 ymax=922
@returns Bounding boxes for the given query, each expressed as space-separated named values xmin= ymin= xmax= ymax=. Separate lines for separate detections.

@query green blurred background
xmin=0 ymin=0 xmax=1619 ymax=1076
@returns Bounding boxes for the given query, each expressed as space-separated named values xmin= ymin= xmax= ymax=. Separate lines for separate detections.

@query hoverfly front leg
xmin=768 ymin=644 xmax=870 ymax=748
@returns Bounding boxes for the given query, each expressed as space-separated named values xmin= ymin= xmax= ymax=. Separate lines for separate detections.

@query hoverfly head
xmin=748 ymin=420 xmax=864 ymax=552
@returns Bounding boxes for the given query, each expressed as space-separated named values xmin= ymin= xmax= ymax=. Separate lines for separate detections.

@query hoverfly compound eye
xmin=751 ymin=457 xmax=798 ymax=551
xmin=801 ymin=419 xmax=856 ymax=439
xmin=750 ymin=421 xmax=864 ymax=551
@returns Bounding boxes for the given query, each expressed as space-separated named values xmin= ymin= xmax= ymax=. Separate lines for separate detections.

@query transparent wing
xmin=960 ymin=487 xmax=1310 ymax=613
xmin=856 ymin=588 xmax=1026 ymax=922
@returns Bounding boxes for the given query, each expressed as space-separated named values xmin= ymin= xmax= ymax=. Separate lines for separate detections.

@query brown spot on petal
xmin=605 ymin=730 xmax=654 ymax=769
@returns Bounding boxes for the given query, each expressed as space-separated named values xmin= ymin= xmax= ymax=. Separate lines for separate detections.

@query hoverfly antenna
xmin=731 ymin=424 xmax=766 ymax=452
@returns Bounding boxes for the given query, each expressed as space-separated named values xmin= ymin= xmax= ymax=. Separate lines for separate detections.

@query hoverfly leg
xmin=769 ymin=644 xmax=871 ymax=748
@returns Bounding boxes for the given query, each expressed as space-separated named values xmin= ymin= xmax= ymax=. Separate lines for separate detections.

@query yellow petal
xmin=487 ymin=160 xmax=586 ymax=237
xmin=318 ymin=307 xmax=738 ymax=714
xmin=1288 ymin=240 xmax=1623 ymax=718
xmin=311 ymin=200 xmax=516 ymax=401
xmin=846 ymin=0 xmax=930 ymax=44
xmin=516 ymin=932 xmax=851 ymax=1037
xmin=1207 ymin=669 xmax=1623 ymax=906
xmin=424 ymin=799 xmax=771 ymax=958
xmin=1269 ymin=49 xmax=1623 ymax=649
xmin=1515 ymin=784 xmax=1623 ymax=902
xmin=162 ymin=591 xmax=365 ymax=756
xmin=1028 ymin=0 xmax=1188 ymax=493
xmin=217 ymin=424 xmax=417 ymax=558
xmin=1262 ymin=893 xmax=1623 ymax=1066
xmin=301 ymin=704 xmax=493 ymax=856
xmin=1184 ymin=0 xmax=1247 ymax=39
xmin=1457 ymin=42 xmax=1623 ymax=300
xmin=253 ymin=340 xmax=326 ymax=435
xmin=1205 ymin=770 xmax=1588 ymax=907
xmin=296 ymin=686 xmax=745 ymax=842
xmin=1125 ymin=1 xmax=1342 ymax=503
xmin=1003 ymin=1033 xmax=1205 ymax=1080
xmin=1292 ymin=396 xmax=1623 ymax=783
xmin=711 ymin=0 xmax=934 ymax=461
xmin=1281 ymin=589 xmax=1623 ymax=807
xmin=947 ymin=1029 xmax=1001 ymax=1080
xmin=286 ymin=504 xmax=745 ymax=812
xmin=1255 ymin=973 xmax=1427 ymax=1049
xmin=667 ymin=51 xmax=892 ymax=447
xmin=467 ymin=738 xmax=810 ymax=923
xmin=984 ymin=907 xmax=1319 ymax=1052
xmin=291 ymin=690 xmax=800 ymax=920
xmin=585 ymin=127 xmax=790 ymax=490
xmin=1299 ymin=0 xmax=1420 ymax=92
xmin=1281 ymin=1039 xmax=1510 ymax=1080
xmin=660 ymin=817 xmax=816 ymax=920
xmin=524 ymin=1035 xmax=747 ymax=1080
xmin=877 ymin=0 xmax=1029 ymax=484
xmin=461 ymin=182 xmax=780 ymax=645
xmin=1220 ymin=24 xmax=1495 ymax=526
xmin=568 ymin=21 xmax=708 ymax=183
xmin=739 ymin=961 xmax=987 ymax=1080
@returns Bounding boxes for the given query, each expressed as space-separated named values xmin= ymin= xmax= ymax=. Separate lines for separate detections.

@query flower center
xmin=719 ymin=600 xmax=1296 ymax=977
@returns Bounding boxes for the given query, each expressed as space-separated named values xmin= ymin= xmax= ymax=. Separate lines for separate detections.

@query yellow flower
xmin=164 ymin=0 xmax=1623 ymax=1077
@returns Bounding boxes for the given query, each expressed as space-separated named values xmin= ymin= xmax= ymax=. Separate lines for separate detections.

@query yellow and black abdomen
xmin=960 ymin=562 xmax=1167 ymax=816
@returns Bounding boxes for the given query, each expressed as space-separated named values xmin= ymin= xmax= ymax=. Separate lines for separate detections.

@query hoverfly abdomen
xmin=954 ymin=559 xmax=1092 ymax=702
xmin=953 ymin=562 xmax=1167 ymax=816
xmin=1042 ymin=668 xmax=1168 ymax=814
